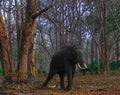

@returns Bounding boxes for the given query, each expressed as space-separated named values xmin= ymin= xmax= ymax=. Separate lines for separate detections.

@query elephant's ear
xmin=67 ymin=47 xmax=78 ymax=63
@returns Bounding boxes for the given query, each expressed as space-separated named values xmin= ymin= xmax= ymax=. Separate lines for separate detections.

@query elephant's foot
xmin=64 ymin=86 xmax=72 ymax=91
xmin=59 ymin=86 xmax=65 ymax=90
xmin=41 ymin=83 xmax=47 ymax=88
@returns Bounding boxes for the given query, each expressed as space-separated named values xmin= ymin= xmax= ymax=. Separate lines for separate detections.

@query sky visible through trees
xmin=0 ymin=0 xmax=120 ymax=94
xmin=0 ymin=0 xmax=119 ymax=82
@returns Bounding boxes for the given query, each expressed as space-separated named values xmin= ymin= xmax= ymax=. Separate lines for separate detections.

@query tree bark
xmin=8 ymin=0 xmax=15 ymax=79
xmin=100 ymin=29 xmax=105 ymax=72
xmin=15 ymin=0 xmax=24 ymax=74
xmin=18 ymin=0 xmax=37 ymax=80
xmin=115 ymin=38 xmax=119 ymax=61
xmin=91 ymin=39 xmax=94 ymax=61
xmin=0 ymin=10 xmax=15 ymax=80
xmin=102 ymin=0 xmax=110 ymax=75
xmin=28 ymin=33 xmax=38 ymax=78
xmin=18 ymin=0 xmax=53 ymax=80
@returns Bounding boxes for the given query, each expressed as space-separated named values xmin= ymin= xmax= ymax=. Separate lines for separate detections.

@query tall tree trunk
xmin=48 ymin=30 xmax=56 ymax=55
xmin=100 ymin=28 xmax=105 ymax=72
xmin=15 ymin=0 xmax=24 ymax=74
xmin=0 ymin=10 xmax=15 ymax=80
xmin=8 ymin=0 xmax=15 ymax=79
xmin=18 ymin=0 xmax=53 ymax=80
xmin=55 ymin=28 xmax=59 ymax=52
xmin=18 ymin=0 xmax=37 ymax=80
xmin=102 ymin=0 xmax=110 ymax=75
xmin=115 ymin=38 xmax=119 ymax=61
xmin=91 ymin=39 xmax=94 ymax=61
xmin=28 ymin=33 xmax=38 ymax=78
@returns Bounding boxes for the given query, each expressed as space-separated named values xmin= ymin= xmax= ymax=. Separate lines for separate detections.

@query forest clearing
xmin=0 ymin=71 xmax=120 ymax=95
xmin=0 ymin=0 xmax=120 ymax=95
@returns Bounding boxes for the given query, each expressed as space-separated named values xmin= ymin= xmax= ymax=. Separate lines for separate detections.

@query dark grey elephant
xmin=41 ymin=45 xmax=87 ymax=90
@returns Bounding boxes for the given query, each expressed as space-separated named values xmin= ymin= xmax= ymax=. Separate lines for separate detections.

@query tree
xmin=0 ymin=0 xmax=54 ymax=81
xmin=0 ymin=10 xmax=15 ymax=80
xmin=18 ymin=0 xmax=54 ymax=80
xmin=101 ymin=0 xmax=110 ymax=75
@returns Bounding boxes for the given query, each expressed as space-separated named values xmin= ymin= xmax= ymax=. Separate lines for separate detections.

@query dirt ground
xmin=0 ymin=71 xmax=120 ymax=95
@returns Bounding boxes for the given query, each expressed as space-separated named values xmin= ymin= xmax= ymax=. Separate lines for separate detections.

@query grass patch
xmin=110 ymin=70 xmax=117 ymax=76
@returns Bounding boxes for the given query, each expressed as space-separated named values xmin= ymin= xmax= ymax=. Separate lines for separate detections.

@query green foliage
xmin=110 ymin=61 xmax=120 ymax=70
xmin=89 ymin=60 xmax=99 ymax=71
xmin=0 ymin=69 xmax=3 ymax=76
xmin=88 ymin=60 xmax=120 ymax=74
xmin=107 ymin=15 xmax=119 ymax=32
xmin=107 ymin=1 xmax=120 ymax=33
xmin=36 ymin=51 xmax=42 ymax=62
xmin=38 ymin=69 xmax=47 ymax=74
xmin=88 ymin=60 xmax=103 ymax=73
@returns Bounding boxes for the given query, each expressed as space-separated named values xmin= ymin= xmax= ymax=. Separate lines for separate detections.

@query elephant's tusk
xmin=77 ymin=63 xmax=87 ymax=70
xmin=84 ymin=63 xmax=87 ymax=68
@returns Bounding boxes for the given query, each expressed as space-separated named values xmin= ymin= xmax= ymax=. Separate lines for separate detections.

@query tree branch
xmin=32 ymin=0 xmax=55 ymax=20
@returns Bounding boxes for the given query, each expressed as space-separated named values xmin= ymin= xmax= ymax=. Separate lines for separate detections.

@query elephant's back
xmin=50 ymin=52 xmax=65 ymax=71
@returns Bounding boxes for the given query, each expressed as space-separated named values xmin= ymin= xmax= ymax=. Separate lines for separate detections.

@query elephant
xmin=41 ymin=45 xmax=87 ymax=90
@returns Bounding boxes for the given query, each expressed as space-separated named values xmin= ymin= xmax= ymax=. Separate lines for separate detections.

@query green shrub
xmin=38 ymin=69 xmax=42 ymax=74
xmin=89 ymin=60 xmax=99 ymax=71
xmin=110 ymin=60 xmax=120 ymax=70
xmin=0 ymin=69 xmax=3 ymax=76
xmin=88 ymin=60 xmax=103 ymax=73
xmin=38 ymin=69 xmax=47 ymax=74
xmin=42 ymin=70 xmax=47 ymax=74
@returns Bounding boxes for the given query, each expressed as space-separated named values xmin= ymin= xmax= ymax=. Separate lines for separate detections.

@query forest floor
xmin=0 ymin=71 xmax=120 ymax=95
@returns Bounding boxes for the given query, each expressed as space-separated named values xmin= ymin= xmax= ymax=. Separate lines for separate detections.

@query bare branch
xmin=32 ymin=0 xmax=56 ymax=19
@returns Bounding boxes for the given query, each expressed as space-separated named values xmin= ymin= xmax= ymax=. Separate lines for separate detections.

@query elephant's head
xmin=74 ymin=45 xmax=87 ymax=70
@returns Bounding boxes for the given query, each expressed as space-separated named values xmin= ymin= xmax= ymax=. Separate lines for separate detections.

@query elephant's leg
xmin=72 ymin=65 xmax=76 ymax=80
xmin=66 ymin=68 xmax=72 ymax=90
xmin=41 ymin=72 xmax=55 ymax=88
xmin=58 ymin=72 xmax=65 ymax=90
